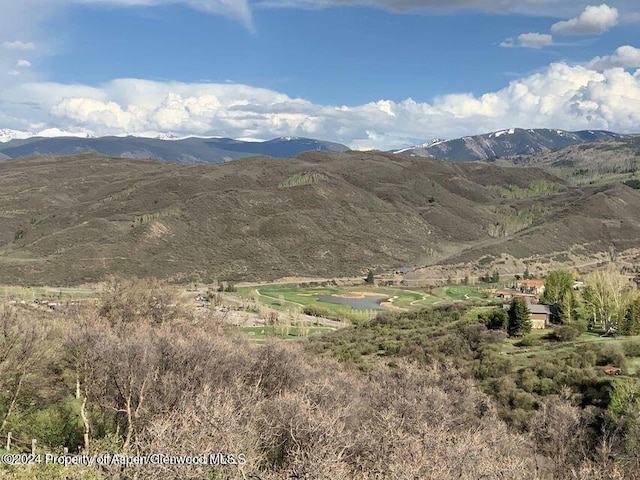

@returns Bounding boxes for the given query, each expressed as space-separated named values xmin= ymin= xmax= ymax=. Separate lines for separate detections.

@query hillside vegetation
xmin=495 ymin=136 xmax=640 ymax=186
xmin=1 ymin=279 xmax=640 ymax=479
xmin=1 ymin=152 xmax=640 ymax=284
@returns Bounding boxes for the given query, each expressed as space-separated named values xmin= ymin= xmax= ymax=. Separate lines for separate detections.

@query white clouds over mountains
xmin=1 ymin=0 xmax=639 ymax=149
xmin=2 ymin=49 xmax=639 ymax=150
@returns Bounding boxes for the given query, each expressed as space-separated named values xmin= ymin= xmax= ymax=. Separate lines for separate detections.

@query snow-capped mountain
xmin=393 ymin=139 xmax=445 ymax=155
xmin=394 ymin=128 xmax=630 ymax=161
xmin=0 ymin=135 xmax=350 ymax=163
xmin=0 ymin=129 xmax=31 ymax=143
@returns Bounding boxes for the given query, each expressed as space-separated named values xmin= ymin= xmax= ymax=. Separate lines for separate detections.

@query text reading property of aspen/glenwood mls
xmin=1 ymin=452 xmax=247 ymax=467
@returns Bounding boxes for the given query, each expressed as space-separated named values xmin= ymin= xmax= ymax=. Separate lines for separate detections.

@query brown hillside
xmin=495 ymin=137 xmax=640 ymax=186
xmin=0 ymin=151 xmax=636 ymax=285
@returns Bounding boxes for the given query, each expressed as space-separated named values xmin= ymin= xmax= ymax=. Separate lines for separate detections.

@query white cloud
xmin=1 ymin=41 xmax=36 ymax=51
xmin=587 ymin=45 xmax=640 ymax=69
xmin=551 ymin=4 xmax=619 ymax=35
xmin=16 ymin=60 xmax=32 ymax=68
xmin=501 ymin=32 xmax=553 ymax=49
xmin=1 ymin=47 xmax=639 ymax=150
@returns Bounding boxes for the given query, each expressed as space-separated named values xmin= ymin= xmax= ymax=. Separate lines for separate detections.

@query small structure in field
xmin=502 ymin=301 xmax=552 ymax=329
xmin=528 ymin=303 xmax=552 ymax=329
xmin=496 ymin=289 xmax=537 ymax=302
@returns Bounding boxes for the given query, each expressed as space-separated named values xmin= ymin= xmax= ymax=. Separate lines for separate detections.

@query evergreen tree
xmin=508 ymin=297 xmax=531 ymax=337
xmin=365 ymin=270 xmax=375 ymax=284
xmin=620 ymin=298 xmax=640 ymax=336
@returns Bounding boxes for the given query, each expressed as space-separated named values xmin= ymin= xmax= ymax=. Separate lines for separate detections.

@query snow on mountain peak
xmin=393 ymin=138 xmax=446 ymax=154
xmin=0 ymin=129 xmax=30 ymax=143
xmin=492 ymin=128 xmax=516 ymax=138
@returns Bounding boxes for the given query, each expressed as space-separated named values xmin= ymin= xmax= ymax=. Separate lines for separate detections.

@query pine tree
xmin=365 ymin=270 xmax=375 ymax=284
xmin=621 ymin=298 xmax=640 ymax=336
xmin=508 ymin=297 xmax=531 ymax=337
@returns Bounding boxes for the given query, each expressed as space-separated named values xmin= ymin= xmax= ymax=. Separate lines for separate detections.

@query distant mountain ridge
xmin=0 ymin=135 xmax=349 ymax=163
xmin=395 ymin=128 xmax=632 ymax=161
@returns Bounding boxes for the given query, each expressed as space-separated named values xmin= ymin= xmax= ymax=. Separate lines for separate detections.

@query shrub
xmin=621 ymin=339 xmax=640 ymax=358
xmin=485 ymin=308 xmax=508 ymax=331
xmin=550 ymin=325 xmax=578 ymax=342
xmin=623 ymin=179 xmax=640 ymax=189
xmin=595 ymin=344 xmax=627 ymax=368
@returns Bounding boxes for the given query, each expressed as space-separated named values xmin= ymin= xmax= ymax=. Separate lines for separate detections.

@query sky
xmin=0 ymin=0 xmax=639 ymax=150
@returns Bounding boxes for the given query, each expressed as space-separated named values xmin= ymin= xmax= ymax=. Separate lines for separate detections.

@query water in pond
xmin=316 ymin=294 xmax=390 ymax=310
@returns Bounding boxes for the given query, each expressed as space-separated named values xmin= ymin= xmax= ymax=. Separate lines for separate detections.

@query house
xmin=496 ymin=289 xmax=515 ymax=299
xmin=529 ymin=303 xmax=552 ymax=329
xmin=496 ymin=289 xmax=538 ymax=302
xmin=502 ymin=301 xmax=552 ymax=329
xmin=517 ymin=279 xmax=545 ymax=295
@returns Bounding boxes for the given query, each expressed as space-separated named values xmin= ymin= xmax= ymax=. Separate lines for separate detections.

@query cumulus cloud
xmin=1 ymin=47 xmax=639 ymax=150
xmin=551 ymin=4 xmax=619 ymax=35
xmin=587 ymin=45 xmax=640 ymax=69
xmin=500 ymin=32 xmax=553 ymax=49
xmin=1 ymin=41 xmax=36 ymax=51
xmin=16 ymin=60 xmax=32 ymax=68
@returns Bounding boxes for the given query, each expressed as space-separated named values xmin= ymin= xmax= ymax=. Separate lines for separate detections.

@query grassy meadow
xmin=235 ymin=282 xmax=495 ymax=323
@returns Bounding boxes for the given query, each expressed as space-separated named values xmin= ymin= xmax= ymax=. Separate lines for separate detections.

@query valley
xmin=0 ymin=149 xmax=639 ymax=287
xmin=0 ymin=140 xmax=639 ymax=479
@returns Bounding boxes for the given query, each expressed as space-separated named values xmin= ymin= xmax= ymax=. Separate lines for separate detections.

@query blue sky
xmin=1 ymin=1 xmax=639 ymax=149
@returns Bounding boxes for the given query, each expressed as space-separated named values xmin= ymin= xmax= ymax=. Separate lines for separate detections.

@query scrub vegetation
xmin=1 ymin=276 xmax=640 ymax=479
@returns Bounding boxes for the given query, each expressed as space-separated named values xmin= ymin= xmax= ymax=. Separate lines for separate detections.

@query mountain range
xmin=394 ymin=128 xmax=631 ymax=161
xmin=0 ymin=135 xmax=349 ymax=163
xmin=1 ymin=128 xmax=636 ymax=164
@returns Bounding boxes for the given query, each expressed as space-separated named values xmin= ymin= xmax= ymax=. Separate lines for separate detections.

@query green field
xmin=241 ymin=284 xmax=436 ymax=310
xmin=236 ymin=282 xmax=495 ymax=322
xmin=499 ymin=330 xmax=640 ymax=375
xmin=431 ymin=284 xmax=493 ymax=302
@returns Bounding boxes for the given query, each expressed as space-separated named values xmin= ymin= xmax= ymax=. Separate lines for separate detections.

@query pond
xmin=316 ymin=294 xmax=390 ymax=311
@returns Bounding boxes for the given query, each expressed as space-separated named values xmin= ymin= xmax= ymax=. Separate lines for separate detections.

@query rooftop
xmin=528 ymin=304 xmax=552 ymax=315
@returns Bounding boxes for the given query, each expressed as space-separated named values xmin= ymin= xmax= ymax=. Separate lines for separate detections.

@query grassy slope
xmin=0 ymin=151 xmax=639 ymax=285
xmin=495 ymin=137 xmax=640 ymax=186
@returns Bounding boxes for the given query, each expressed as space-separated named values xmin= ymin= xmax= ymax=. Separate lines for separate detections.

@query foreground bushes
xmin=1 ymin=281 xmax=640 ymax=479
